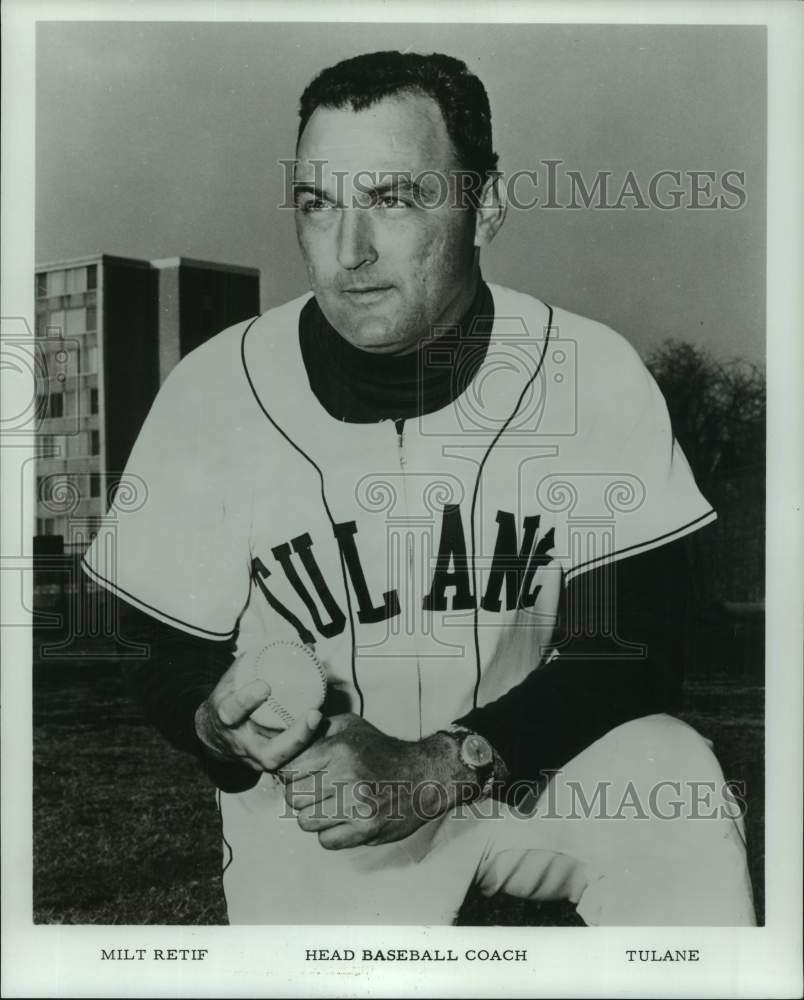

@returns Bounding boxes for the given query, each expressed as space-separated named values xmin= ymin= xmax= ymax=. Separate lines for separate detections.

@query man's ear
xmin=474 ymin=171 xmax=507 ymax=248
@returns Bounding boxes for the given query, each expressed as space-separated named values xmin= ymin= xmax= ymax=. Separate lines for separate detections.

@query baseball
xmin=234 ymin=641 xmax=327 ymax=729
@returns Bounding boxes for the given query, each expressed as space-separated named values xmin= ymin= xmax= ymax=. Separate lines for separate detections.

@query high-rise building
xmin=34 ymin=253 xmax=260 ymax=553
xmin=152 ymin=257 xmax=263 ymax=385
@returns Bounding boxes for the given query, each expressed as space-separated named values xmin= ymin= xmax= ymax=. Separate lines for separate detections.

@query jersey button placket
xmin=393 ymin=419 xmax=423 ymax=738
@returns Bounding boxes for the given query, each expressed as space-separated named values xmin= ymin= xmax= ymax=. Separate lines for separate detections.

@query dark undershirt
xmin=122 ymin=279 xmax=689 ymax=798
xmin=298 ymin=277 xmax=495 ymax=423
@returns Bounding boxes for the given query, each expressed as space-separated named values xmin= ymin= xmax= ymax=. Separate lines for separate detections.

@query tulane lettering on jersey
xmin=82 ymin=284 xmax=715 ymax=740
xmin=251 ymin=508 xmax=556 ymax=645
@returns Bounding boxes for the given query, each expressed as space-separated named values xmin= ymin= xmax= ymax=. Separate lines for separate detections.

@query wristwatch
xmin=440 ymin=724 xmax=500 ymax=798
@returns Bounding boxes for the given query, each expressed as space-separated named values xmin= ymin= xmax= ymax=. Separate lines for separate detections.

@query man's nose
xmin=336 ymin=208 xmax=378 ymax=270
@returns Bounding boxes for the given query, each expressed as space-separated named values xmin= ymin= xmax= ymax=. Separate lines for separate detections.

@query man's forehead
xmin=295 ymin=93 xmax=458 ymax=178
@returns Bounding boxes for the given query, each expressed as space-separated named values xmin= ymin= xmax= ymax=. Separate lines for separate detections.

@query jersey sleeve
xmin=555 ymin=325 xmax=716 ymax=585
xmin=82 ymin=351 xmax=253 ymax=641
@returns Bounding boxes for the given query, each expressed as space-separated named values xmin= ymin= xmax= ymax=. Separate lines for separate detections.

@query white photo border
xmin=2 ymin=1 xmax=801 ymax=997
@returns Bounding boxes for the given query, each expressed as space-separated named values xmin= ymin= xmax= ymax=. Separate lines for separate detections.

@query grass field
xmin=33 ymin=643 xmax=764 ymax=926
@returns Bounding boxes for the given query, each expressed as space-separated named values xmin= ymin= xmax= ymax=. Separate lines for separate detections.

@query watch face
xmin=463 ymin=734 xmax=494 ymax=770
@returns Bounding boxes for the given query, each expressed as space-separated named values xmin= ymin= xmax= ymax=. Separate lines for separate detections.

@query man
xmin=83 ymin=51 xmax=755 ymax=925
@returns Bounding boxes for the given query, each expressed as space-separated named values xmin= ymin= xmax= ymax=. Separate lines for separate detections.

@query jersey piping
xmin=564 ymin=507 xmax=716 ymax=585
xmin=239 ymin=316 xmax=365 ymax=716
xmin=80 ymin=556 xmax=235 ymax=640
xmin=469 ymin=303 xmax=554 ymax=708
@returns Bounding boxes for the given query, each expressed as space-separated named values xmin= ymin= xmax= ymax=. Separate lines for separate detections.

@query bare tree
xmin=646 ymin=340 xmax=766 ymax=613
xmin=646 ymin=339 xmax=765 ymax=495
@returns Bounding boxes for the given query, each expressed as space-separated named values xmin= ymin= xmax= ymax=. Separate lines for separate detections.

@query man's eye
xmin=375 ymin=194 xmax=409 ymax=209
xmin=297 ymin=198 xmax=332 ymax=213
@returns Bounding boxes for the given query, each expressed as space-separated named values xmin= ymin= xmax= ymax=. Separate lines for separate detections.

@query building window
xmin=49 ymin=393 xmax=64 ymax=418
xmin=65 ymin=268 xmax=87 ymax=295
xmin=36 ymin=273 xmax=47 ymax=298
xmin=86 ymin=305 xmax=97 ymax=331
xmin=66 ymin=432 xmax=84 ymax=458
xmin=47 ymin=270 xmax=66 ymax=297
xmin=90 ymin=430 xmax=100 ymax=455
xmin=48 ymin=310 xmax=65 ymax=336
xmin=63 ymin=346 xmax=79 ymax=377
xmin=90 ymin=388 xmax=98 ymax=414
xmin=83 ymin=345 xmax=98 ymax=374
xmin=89 ymin=473 xmax=102 ymax=498
xmin=36 ymin=433 xmax=55 ymax=457
xmin=66 ymin=308 xmax=86 ymax=336
xmin=87 ymin=265 xmax=97 ymax=291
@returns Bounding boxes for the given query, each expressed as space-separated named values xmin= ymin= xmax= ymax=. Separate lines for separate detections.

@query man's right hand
xmin=195 ymin=673 xmax=322 ymax=773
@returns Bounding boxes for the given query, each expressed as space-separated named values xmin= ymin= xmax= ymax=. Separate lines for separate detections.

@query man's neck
xmin=298 ymin=275 xmax=495 ymax=424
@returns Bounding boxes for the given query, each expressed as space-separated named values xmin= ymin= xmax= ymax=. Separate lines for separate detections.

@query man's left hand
xmin=279 ymin=714 xmax=478 ymax=850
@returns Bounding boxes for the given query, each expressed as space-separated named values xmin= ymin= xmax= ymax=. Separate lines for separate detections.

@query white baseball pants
xmin=220 ymin=713 xmax=756 ymax=926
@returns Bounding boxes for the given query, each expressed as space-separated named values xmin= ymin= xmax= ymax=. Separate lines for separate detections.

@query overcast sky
xmin=36 ymin=21 xmax=765 ymax=362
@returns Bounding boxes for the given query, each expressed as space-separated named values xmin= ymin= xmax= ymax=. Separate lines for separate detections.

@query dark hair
xmin=297 ymin=51 xmax=499 ymax=202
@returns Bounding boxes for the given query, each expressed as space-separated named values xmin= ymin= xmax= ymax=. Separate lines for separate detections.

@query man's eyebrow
xmin=291 ymin=176 xmax=429 ymax=201
xmin=369 ymin=177 xmax=426 ymax=198
xmin=291 ymin=182 xmax=333 ymax=201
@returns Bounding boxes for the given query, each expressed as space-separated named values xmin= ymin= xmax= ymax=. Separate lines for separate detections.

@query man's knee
xmin=532 ymin=713 xmax=747 ymax=836
xmin=482 ymin=715 xmax=754 ymax=923
xmin=572 ymin=713 xmax=726 ymax=788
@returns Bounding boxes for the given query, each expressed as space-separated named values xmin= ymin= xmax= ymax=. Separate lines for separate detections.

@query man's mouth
xmin=341 ymin=286 xmax=394 ymax=303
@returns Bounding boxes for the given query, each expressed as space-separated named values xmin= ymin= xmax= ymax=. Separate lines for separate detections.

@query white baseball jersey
xmin=83 ymin=282 xmax=714 ymax=738
xmin=82 ymin=283 xmax=716 ymax=918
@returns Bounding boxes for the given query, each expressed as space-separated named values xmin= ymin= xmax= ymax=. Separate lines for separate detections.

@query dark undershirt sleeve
xmin=454 ymin=536 xmax=692 ymax=802
xmin=119 ymin=603 xmax=259 ymax=793
xmin=121 ymin=536 xmax=692 ymax=801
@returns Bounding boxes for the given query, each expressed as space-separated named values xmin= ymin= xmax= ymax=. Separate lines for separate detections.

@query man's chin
xmin=333 ymin=315 xmax=413 ymax=354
